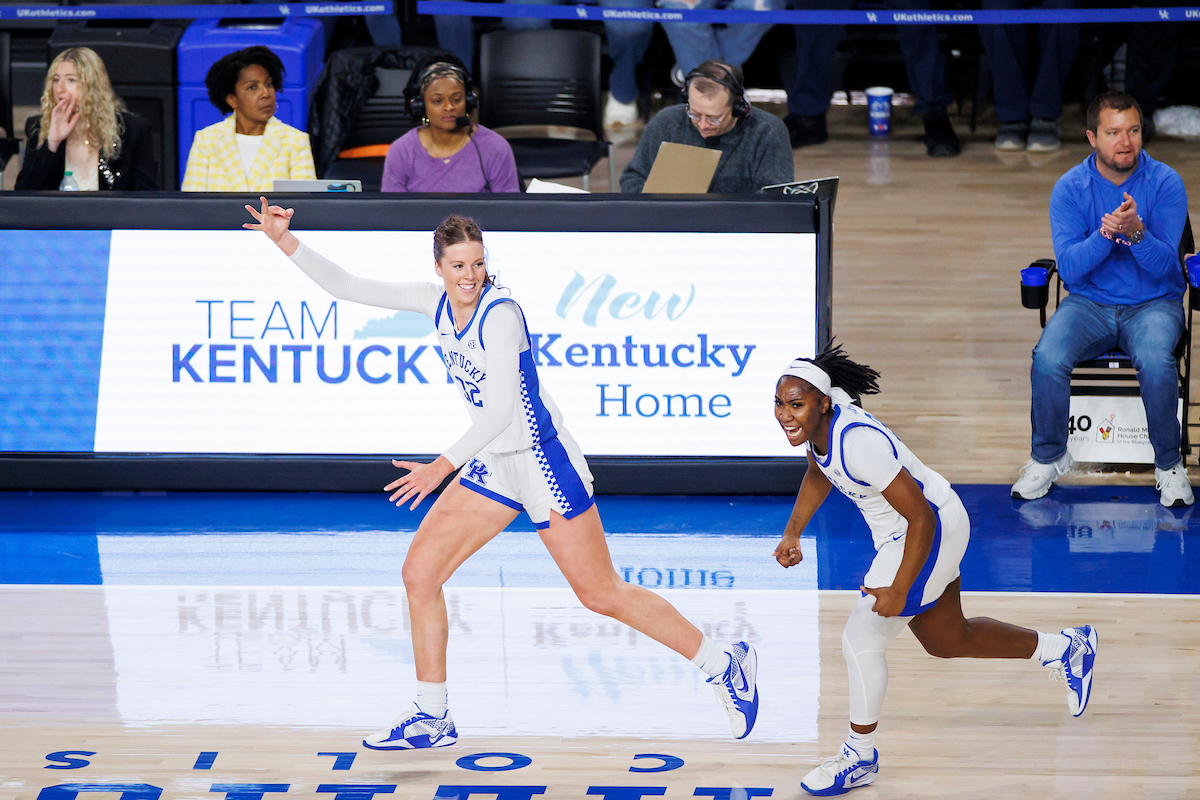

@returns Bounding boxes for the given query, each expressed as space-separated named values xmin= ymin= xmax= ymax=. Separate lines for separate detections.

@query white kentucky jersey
xmin=809 ymin=402 xmax=955 ymax=550
xmin=435 ymin=285 xmax=565 ymax=455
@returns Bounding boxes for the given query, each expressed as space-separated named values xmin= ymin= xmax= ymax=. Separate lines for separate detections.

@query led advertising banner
xmin=3 ymin=227 xmax=818 ymax=457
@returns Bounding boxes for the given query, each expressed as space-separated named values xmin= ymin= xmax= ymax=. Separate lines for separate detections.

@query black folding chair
xmin=1021 ymin=214 xmax=1197 ymax=459
xmin=478 ymin=30 xmax=615 ymax=192
xmin=0 ymin=32 xmax=22 ymax=185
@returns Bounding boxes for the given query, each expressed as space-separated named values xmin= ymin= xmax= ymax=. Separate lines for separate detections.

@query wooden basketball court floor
xmin=3 ymin=487 xmax=1199 ymax=800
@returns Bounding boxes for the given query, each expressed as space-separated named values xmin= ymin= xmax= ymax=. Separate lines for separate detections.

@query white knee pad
xmin=841 ymin=594 xmax=909 ymax=726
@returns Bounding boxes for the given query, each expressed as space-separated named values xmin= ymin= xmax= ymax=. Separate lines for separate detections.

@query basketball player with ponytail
xmin=243 ymin=201 xmax=760 ymax=749
xmin=381 ymin=52 xmax=518 ymax=192
xmin=774 ymin=343 xmax=1097 ymax=795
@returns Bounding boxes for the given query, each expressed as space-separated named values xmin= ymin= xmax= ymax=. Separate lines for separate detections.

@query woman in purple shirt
xmin=382 ymin=54 xmax=519 ymax=193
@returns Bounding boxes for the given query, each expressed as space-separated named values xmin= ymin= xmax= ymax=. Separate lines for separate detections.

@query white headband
xmin=781 ymin=359 xmax=831 ymax=395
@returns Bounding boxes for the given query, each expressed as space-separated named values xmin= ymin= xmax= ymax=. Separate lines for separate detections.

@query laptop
xmin=272 ymin=179 xmax=363 ymax=192
xmin=641 ymin=142 xmax=722 ymax=193
xmin=760 ymin=176 xmax=840 ymax=213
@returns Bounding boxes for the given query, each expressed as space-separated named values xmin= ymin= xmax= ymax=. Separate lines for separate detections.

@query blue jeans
xmin=786 ymin=0 xmax=952 ymax=117
xmin=1031 ymin=294 xmax=1184 ymax=469
xmin=502 ymin=0 xmax=655 ymax=103
xmin=979 ymin=0 xmax=1079 ymax=123
xmin=656 ymin=0 xmax=777 ymax=74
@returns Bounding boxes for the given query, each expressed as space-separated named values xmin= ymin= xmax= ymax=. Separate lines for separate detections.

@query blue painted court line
xmin=1 ymin=485 xmax=1196 ymax=593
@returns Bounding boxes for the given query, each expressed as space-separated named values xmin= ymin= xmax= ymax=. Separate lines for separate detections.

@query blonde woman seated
xmin=16 ymin=46 xmax=156 ymax=190
xmin=182 ymin=46 xmax=315 ymax=192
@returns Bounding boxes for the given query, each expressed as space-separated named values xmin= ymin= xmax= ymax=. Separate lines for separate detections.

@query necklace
xmin=424 ymin=125 xmax=468 ymax=162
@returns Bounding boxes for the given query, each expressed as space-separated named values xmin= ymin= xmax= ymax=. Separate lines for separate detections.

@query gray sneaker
xmin=994 ymin=121 xmax=1028 ymax=150
xmin=1026 ymin=117 xmax=1062 ymax=152
xmin=1011 ymin=451 xmax=1073 ymax=500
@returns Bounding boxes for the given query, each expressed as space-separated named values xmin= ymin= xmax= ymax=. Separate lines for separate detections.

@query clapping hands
xmin=1100 ymin=192 xmax=1142 ymax=241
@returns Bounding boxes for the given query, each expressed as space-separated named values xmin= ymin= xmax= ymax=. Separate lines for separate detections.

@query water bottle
xmin=59 ymin=171 xmax=79 ymax=191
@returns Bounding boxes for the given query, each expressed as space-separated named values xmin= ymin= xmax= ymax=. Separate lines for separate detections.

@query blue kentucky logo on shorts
xmin=465 ymin=459 xmax=489 ymax=485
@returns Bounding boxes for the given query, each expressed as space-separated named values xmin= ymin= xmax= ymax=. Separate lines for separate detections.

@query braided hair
xmin=800 ymin=340 xmax=881 ymax=402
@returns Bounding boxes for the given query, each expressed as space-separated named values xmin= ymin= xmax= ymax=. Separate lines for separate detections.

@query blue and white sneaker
xmin=708 ymin=641 xmax=758 ymax=739
xmin=800 ymin=744 xmax=879 ymax=796
xmin=1046 ymin=625 xmax=1097 ymax=717
xmin=362 ymin=704 xmax=458 ymax=750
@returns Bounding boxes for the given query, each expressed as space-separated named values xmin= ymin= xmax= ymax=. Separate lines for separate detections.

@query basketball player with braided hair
xmin=773 ymin=342 xmax=1097 ymax=796
xmin=243 ymin=198 xmax=760 ymax=749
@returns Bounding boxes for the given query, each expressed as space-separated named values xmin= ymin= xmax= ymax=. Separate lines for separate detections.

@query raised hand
xmin=46 ymin=95 xmax=79 ymax=152
xmin=243 ymin=196 xmax=298 ymax=253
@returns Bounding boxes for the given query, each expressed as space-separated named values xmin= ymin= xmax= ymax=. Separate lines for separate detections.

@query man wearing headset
xmin=620 ymin=60 xmax=793 ymax=194
xmin=381 ymin=53 xmax=519 ymax=193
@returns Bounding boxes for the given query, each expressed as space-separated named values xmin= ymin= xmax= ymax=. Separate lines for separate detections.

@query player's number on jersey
xmin=455 ymin=376 xmax=483 ymax=408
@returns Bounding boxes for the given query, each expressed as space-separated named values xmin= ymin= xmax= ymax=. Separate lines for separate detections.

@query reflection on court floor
xmin=89 ymin=532 xmax=817 ymax=589
xmin=96 ymin=586 xmax=817 ymax=740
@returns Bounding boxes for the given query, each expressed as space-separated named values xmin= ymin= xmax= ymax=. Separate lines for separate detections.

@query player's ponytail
xmin=811 ymin=340 xmax=881 ymax=401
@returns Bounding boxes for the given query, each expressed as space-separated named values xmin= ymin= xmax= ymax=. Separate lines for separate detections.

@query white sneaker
xmin=708 ymin=641 xmax=759 ymax=739
xmin=1155 ymin=463 xmax=1194 ymax=508
xmin=1045 ymin=625 xmax=1096 ymax=717
xmin=603 ymin=93 xmax=639 ymax=130
xmin=800 ymin=744 xmax=879 ymax=796
xmin=362 ymin=703 xmax=457 ymax=749
xmin=1011 ymin=452 xmax=1073 ymax=500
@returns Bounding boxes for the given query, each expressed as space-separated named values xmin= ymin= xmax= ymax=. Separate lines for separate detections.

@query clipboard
xmin=641 ymin=141 xmax=722 ymax=193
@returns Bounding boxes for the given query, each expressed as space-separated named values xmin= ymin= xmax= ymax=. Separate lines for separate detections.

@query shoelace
xmin=388 ymin=704 xmax=435 ymax=731
xmin=1047 ymin=661 xmax=1068 ymax=685
xmin=1017 ymin=460 xmax=1041 ymax=478
xmin=815 ymin=747 xmax=859 ymax=778
xmin=1020 ymin=458 xmax=1070 ymax=479
xmin=1156 ymin=467 xmax=1187 ymax=491
xmin=711 ymin=672 xmax=740 ymax=714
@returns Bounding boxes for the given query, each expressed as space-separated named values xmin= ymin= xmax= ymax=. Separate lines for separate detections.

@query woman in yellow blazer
xmin=182 ymin=46 xmax=315 ymax=192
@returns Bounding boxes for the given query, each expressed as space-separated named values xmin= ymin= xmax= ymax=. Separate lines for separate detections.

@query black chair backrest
xmin=1180 ymin=213 xmax=1195 ymax=266
xmin=308 ymin=45 xmax=438 ymax=176
xmin=478 ymin=30 xmax=602 ymax=138
xmin=342 ymin=65 xmax=418 ymax=150
xmin=0 ymin=31 xmax=13 ymax=140
xmin=0 ymin=30 xmax=21 ymax=174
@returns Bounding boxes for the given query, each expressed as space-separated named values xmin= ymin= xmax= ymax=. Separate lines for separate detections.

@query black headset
xmin=405 ymin=57 xmax=478 ymax=122
xmin=403 ymin=55 xmax=492 ymax=193
xmin=679 ymin=62 xmax=750 ymax=120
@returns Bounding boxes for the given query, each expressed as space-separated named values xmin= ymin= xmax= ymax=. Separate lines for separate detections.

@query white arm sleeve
xmin=288 ymin=240 xmax=442 ymax=317
xmin=841 ymin=425 xmax=904 ymax=492
xmin=441 ymin=303 xmax=524 ymax=469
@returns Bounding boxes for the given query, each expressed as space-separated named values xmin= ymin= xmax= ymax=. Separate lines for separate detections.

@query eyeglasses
xmin=686 ymin=107 xmax=729 ymax=127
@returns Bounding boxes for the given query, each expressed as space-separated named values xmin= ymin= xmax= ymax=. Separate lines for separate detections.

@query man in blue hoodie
xmin=1012 ymin=90 xmax=1193 ymax=507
